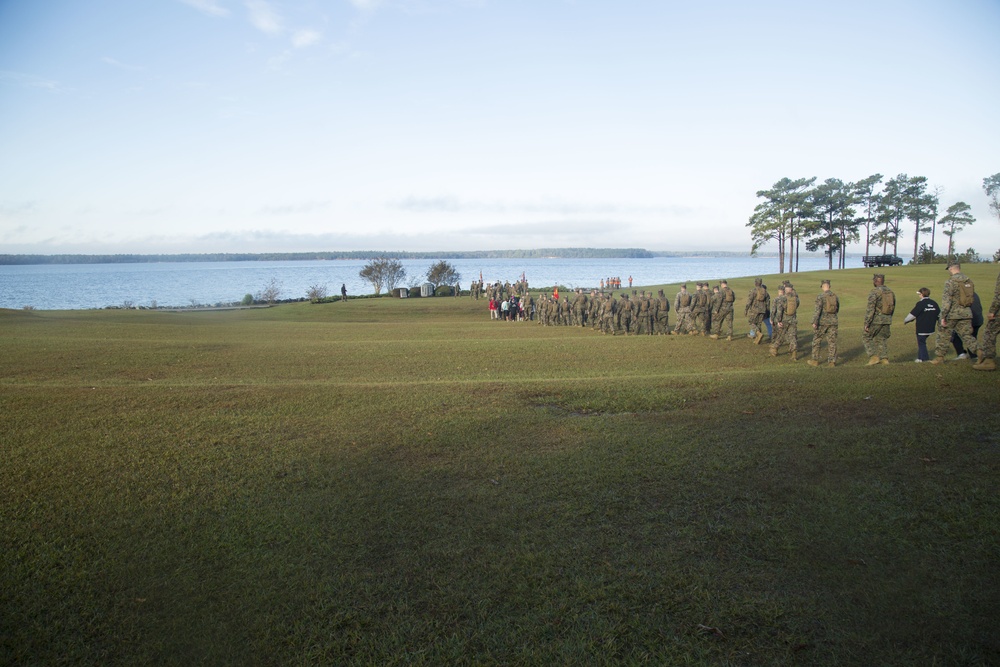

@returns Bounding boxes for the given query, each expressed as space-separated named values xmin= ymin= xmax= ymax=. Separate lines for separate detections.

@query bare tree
xmin=359 ymin=257 xmax=406 ymax=295
xmin=425 ymin=260 xmax=461 ymax=288
xmin=306 ymin=283 xmax=328 ymax=302
xmin=257 ymin=277 xmax=283 ymax=304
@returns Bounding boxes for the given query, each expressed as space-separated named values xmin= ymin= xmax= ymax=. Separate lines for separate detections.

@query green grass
xmin=2 ymin=264 xmax=998 ymax=665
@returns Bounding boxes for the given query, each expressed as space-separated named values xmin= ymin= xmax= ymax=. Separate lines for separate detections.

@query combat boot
xmin=726 ymin=335 xmax=732 ymax=341
xmin=769 ymin=347 xmax=778 ymax=357
xmin=790 ymin=351 xmax=798 ymax=361
xmin=974 ymin=357 xmax=997 ymax=371
xmin=880 ymin=358 xmax=889 ymax=364
xmin=827 ymin=361 xmax=836 ymax=368
xmin=709 ymin=334 xmax=719 ymax=339
xmin=807 ymin=359 xmax=819 ymax=367
xmin=754 ymin=331 xmax=764 ymax=345
xmin=866 ymin=355 xmax=880 ymax=366
xmin=930 ymin=356 xmax=945 ymax=365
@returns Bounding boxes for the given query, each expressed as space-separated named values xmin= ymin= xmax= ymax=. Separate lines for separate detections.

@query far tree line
xmin=748 ymin=172 xmax=1000 ymax=273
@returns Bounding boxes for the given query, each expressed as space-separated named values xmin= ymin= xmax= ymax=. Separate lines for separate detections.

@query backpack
xmin=785 ymin=293 xmax=797 ymax=316
xmin=880 ymin=288 xmax=895 ymax=316
xmin=723 ymin=287 xmax=735 ymax=303
xmin=957 ymin=278 xmax=975 ymax=308
xmin=823 ymin=292 xmax=838 ymax=315
xmin=679 ymin=293 xmax=691 ymax=308
xmin=756 ymin=286 xmax=767 ymax=302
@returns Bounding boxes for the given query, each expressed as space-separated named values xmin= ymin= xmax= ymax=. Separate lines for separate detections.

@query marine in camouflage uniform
xmin=600 ymin=293 xmax=617 ymax=335
xmin=709 ymin=285 xmax=723 ymax=338
xmin=654 ymin=290 xmax=670 ymax=335
xmin=768 ymin=285 xmax=787 ymax=357
xmin=560 ymin=296 xmax=571 ymax=326
xmin=617 ymin=293 xmax=634 ymax=335
xmin=672 ymin=285 xmax=694 ymax=335
xmin=932 ymin=262 xmax=978 ymax=364
xmin=572 ymin=289 xmax=588 ymax=327
xmin=862 ymin=274 xmax=895 ymax=365
xmin=710 ymin=279 xmax=736 ymax=340
xmin=691 ymin=283 xmax=710 ymax=335
xmin=745 ymin=278 xmax=770 ymax=344
xmin=636 ymin=291 xmax=653 ymax=335
xmin=779 ymin=283 xmax=800 ymax=359
xmin=808 ymin=279 xmax=839 ymax=367
xmin=973 ymin=269 xmax=999 ymax=371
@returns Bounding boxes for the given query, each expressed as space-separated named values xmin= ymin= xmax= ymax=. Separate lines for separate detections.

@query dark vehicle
xmin=862 ymin=254 xmax=904 ymax=268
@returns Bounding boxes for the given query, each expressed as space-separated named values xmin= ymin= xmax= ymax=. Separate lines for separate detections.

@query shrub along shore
xmin=2 ymin=264 xmax=998 ymax=665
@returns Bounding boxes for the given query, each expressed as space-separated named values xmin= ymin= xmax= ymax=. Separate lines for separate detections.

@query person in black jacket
xmin=903 ymin=287 xmax=940 ymax=362
xmin=951 ymin=291 xmax=983 ymax=359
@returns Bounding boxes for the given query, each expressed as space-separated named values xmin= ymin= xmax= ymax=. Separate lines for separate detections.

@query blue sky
xmin=1 ymin=0 xmax=998 ymax=254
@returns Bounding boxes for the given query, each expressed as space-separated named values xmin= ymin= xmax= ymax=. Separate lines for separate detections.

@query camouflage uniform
xmin=560 ymin=296 xmax=571 ymax=326
xmin=781 ymin=287 xmax=799 ymax=358
xmin=690 ymin=284 xmax=707 ymax=335
xmin=745 ymin=279 xmax=770 ymax=343
xmin=636 ymin=291 xmax=653 ymax=335
xmin=862 ymin=278 xmax=894 ymax=363
xmin=654 ymin=290 xmax=670 ymax=334
xmin=809 ymin=285 xmax=839 ymax=365
xmin=709 ymin=287 xmax=723 ymax=336
xmin=572 ymin=290 xmax=587 ymax=327
xmin=711 ymin=283 xmax=736 ymax=339
xmin=673 ymin=287 xmax=694 ymax=334
xmin=974 ymin=270 xmax=999 ymax=370
xmin=933 ymin=269 xmax=978 ymax=361
xmin=617 ymin=294 xmax=634 ymax=335
xmin=768 ymin=288 xmax=787 ymax=356
xmin=601 ymin=294 xmax=617 ymax=335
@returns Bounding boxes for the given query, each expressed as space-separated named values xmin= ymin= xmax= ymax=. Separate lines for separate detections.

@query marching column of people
xmin=476 ymin=264 xmax=999 ymax=371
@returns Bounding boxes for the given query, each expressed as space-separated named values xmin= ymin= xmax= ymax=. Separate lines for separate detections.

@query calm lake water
xmin=0 ymin=256 xmax=849 ymax=310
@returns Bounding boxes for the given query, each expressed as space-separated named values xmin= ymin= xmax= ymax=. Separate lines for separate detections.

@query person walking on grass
xmin=862 ymin=273 xmax=895 ymax=365
xmin=710 ymin=279 xmax=736 ymax=340
xmin=903 ymin=288 xmax=940 ymax=363
xmin=950 ymin=291 xmax=982 ymax=359
xmin=808 ymin=279 xmax=839 ymax=367
xmin=771 ymin=282 xmax=800 ymax=360
xmin=973 ymin=268 xmax=1000 ymax=371
xmin=745 ymin=278 xmax=769 ymax=345
xmin=931 ymin=262 xmax=978 ymax=365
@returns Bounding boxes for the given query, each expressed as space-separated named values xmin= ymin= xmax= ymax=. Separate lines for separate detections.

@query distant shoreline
xmin=0 ymin=249 xmax=832 ymax=266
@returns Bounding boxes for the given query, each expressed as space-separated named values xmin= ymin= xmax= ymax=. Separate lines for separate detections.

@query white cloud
xmin=101 ymin=56 xmax=144 ymax=71
xmin=292 ymin=29 xmax=321 ymax=48
xmin=178 ymin=0 xmax=230 ymax=17
xmin=245 ymin=0 xmax=284 ymax=34
xmin=0 ymin=70 xmax=69 ymax=93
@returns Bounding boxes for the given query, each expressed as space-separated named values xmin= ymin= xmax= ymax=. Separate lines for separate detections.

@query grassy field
xmin=2 ymin=263 xmax=998 ymax=666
